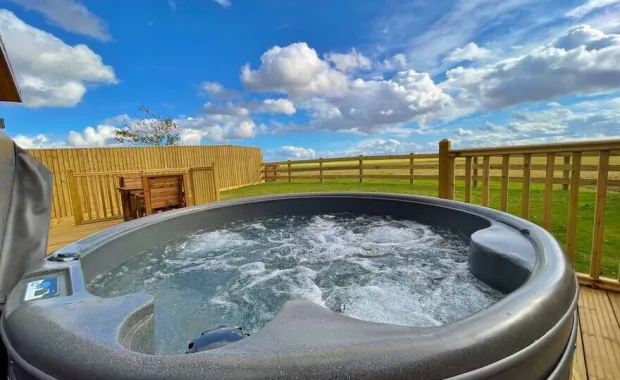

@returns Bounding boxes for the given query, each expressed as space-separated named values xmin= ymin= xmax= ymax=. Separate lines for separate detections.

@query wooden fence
xmin=28 ymin=145 xmax=262 ymax=221
xmin=67 ymin=164 xmax=221 ymax=225
xmin=261 ymin=139 xmax=620 ymax=292
xmin=262 ymin=153 xmax=441 ymax=183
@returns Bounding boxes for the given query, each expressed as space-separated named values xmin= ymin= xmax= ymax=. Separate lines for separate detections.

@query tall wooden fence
xmin=28 ymin=145 xmax=262 ymax=221
xmin=262 ymin=139 xmax=620 ymax=292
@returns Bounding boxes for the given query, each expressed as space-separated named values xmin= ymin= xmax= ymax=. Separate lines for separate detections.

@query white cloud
xmin=9 ymin=0 xmax=110 ymax=41
xmin=200 ymin=81 xmax=239 ymax=99
xmin=67 ymin=124 xmax=118 ymax=147
xmin=178 ymin=116 xmax=256 ymax=143
xmin=253 ymin=99 xmax=296 ymax=115
xmin=444 ymin=42 xmax=493 ymax=63
xmin=376 ymin=0 xmax=542 ymax=75
xmin=452 ymin=97 xmax=620 ymax=147
xmin=443 ymin=25 xmax=620 ymax=110
xmin=241 ymin=42 xmax=349 ymax=97
xmin=13 ymin=134 xmax=64 ymax=148
xmin=325 ymin=49 xmax=372 ymax=72
xmin=0 ymin=10 xmax=117 ymax=107
xmin=275 ymin=146 xmax=316 ymax=159
xmin=566 ymin=0 xmax=620 ymax=19
xmin=454 ymin=128 xmax=474 ymax=136
xmin=168 ymin=0 xmax=177 ymax=11
xmin=242 ymin=42 xmax=450 ymax=134
xmin=213 ymin=0 xmax=231 ymax=8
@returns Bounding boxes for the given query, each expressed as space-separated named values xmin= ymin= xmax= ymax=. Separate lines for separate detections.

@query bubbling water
xmin=88 ymin=214 xmax=504 ymax=354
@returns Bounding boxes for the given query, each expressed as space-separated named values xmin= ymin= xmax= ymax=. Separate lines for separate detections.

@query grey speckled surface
xmin=1 ymin=193 xmax=578 ymax=379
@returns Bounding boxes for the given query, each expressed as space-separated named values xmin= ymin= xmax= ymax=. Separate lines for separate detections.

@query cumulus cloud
xmin=325 ymin=49 xmax=372 ymax=72
xmin=201 ymin=81 xmax=240 ymax=99
xmin=8 ymin=0 xmax=110 ymax=41
xmin=0 ymin=10 xmax=117 ymax=107
xmin=275 ymin=146 xmax=316 ymax=159
xmin=241 ymin=42 xmax=349 ymax=97
xmin=67 ymin=124 xmax=118 ymax=147
xmin=178 ymin=116 xmax=257 ymax=143
xmin=444 ymin=42 xmax=492 ymax=63
xmin=443 ymin=25 xmax=620 ymax=110
xmin=12 ymin=134 xmax=64 ymax=148
xmin=251 ymin=99 xmax=296 ymax=115
xmin=242 ymin=42 xmax=450 ymax=134
xmin=565 ymin=0 xmax=620 ymax=19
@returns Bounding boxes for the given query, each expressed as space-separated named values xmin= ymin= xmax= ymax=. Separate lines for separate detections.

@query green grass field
xmin=222 ymin=179 xmax=620 ymax=277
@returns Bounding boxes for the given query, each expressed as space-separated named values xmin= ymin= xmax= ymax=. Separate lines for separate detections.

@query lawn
xmin=222 ymin=179 xmax=620 ymax=277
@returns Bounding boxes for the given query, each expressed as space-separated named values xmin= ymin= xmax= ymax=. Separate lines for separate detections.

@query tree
xmin=114 ymin=105 xmax=181 ymax=146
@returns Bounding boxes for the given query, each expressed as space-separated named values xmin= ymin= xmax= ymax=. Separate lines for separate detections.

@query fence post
xmin=359 ymin=155 xmax=363 ymax=183
xmin=319 ymin=158 xmax=324 ymax=183
xmin=473 ymin=157 xmax=479 ymax=188
xmin=67 ymin=170 xmax=83 ymax=225
xmin=188 ymin=168 xmax=196 ymax=205
xmin=211 ymin=161 xmax=221 ymax=202
xmin=562 ymin=155 xmax=570 ymax=191
xmin=438 ymin=139 xmax=452 ymax=199
xmin=409 ymin=153 xmax=414 ymax=185
xmin=287 ymin=160 xmax=291 ymax=183
xmin=183 ymin=168 xmax=193 ymax=206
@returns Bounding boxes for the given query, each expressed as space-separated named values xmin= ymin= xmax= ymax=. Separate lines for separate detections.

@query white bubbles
xmin=88 ymin=214 xmax=504 ymax=354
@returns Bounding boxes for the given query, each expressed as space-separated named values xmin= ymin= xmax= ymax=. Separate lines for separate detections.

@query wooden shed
xmin=0 ymin=35 xmax=21 ymax=103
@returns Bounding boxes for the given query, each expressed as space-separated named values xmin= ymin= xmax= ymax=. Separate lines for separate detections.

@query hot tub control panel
xmin=24 ymin=277 xmax=60 ymax=302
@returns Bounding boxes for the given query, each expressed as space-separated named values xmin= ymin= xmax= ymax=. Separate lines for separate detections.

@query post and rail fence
xmin=261 ymin=138 xmax=620 ymax=292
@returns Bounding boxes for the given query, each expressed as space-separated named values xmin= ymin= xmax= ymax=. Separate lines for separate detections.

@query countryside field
xmin=223 ymin=154 xmax=620 ymax=278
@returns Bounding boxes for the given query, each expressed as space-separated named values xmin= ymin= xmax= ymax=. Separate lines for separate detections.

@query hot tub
xmin=0 ymin=193 xmax=578 ymax=380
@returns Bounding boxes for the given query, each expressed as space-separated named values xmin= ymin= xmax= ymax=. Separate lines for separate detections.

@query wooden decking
xmin=47 ymin=220 xmax=620 ymax=379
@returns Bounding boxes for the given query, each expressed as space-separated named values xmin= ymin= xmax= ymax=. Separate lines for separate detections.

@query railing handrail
xmin=450 ymin=139 xmax=620 ymax=157
xmin=263 ymin=153 xmax=439 ymax=166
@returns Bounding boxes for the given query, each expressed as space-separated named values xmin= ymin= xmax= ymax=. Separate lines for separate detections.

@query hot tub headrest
xmin=0 ymin=131 xmax=52 ymax=306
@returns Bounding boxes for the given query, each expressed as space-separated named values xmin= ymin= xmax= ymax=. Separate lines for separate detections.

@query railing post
xmin=562 ymin=155 xmax=570 ymax=191
xmin=287 ymin=160 xmax=291 ymax=183
xmin=359 ymin=155 xmax=363 ymax=183
xmin=211 ymin=161 xmax=221 ymax=202
xmin=319 ymin=158 xmax=324 ymax=183
xmin=590 ymin=150 xmax=609 ymax=280
xmin=438 ymin=139 xmax=452 ymax=199
xmin=409 ymin=153 xmax=414 ymax=185
xmin=67 ymin=169 xmax=83 ymax=225
xmin=473 ymin=157 xmax=479 ymax=188
xmin=188 ymin=168 xmax=196 ymax=205
xmin=566 ymin=152 xmax=582 ymax=264
xmin=544 ymin=153 xmax=555 ymax=230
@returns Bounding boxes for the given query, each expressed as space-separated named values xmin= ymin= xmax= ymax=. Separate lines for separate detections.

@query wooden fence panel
xmin=28 ymin=145 xmax=262 ymax=220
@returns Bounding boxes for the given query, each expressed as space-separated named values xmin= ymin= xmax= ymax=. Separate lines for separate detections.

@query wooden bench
xmin=141 ymin=173 xmax=188 ymax=215
xmin=117 ymin=175 xmax=145 ymax=221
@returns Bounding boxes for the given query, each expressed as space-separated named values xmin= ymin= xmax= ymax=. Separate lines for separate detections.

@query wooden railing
xmin=262 ymin=138 xmax=620 ymax=292
xmin=67 ymin=164 xmax=221 ymax=225
xmin=437 ymin=139 xmax=620 ymax=292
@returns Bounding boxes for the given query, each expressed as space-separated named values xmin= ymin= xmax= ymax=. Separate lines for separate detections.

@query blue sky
xmin=2 ymin=0 xmax=620 ymax=161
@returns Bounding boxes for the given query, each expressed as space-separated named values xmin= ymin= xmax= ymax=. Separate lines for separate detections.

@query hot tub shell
xmin=1 ymin=193 xmax=578 ymax=380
